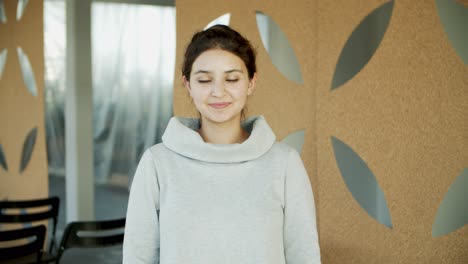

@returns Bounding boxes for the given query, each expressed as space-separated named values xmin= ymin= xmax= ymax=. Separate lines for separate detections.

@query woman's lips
xmin=209 ymin=102 xmax=231 ymax=109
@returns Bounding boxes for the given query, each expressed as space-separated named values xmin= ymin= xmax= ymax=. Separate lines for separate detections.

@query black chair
xmin=0 ymin=225 xmax=46 ymax=264
xmin=0 ymin=197 xmax=60 ymax=255
xmin=54 ymin=218 xmax=126 ymax=263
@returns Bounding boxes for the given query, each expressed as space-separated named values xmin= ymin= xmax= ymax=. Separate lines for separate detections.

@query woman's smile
xmin=209 ymin=102 xmax=231 ymax=109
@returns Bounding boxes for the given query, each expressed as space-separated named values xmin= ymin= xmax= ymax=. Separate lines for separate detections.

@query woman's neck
xmin=198 ymin=117 xmax=249 ymax=144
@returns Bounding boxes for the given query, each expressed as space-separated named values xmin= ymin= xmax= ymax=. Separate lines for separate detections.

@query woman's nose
xmin=211 ymin=81 xmax=226 ymax=97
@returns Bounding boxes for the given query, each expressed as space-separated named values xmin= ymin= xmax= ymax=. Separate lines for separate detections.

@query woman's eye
xmin=226 ymin=79 xmax=239 ymax=82
xmin=198 ymin=80 xmax=211 ymax=83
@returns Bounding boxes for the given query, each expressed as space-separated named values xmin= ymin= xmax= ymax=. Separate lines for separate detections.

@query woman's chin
xmin=202 ymin=112 xmax=241 ymax=125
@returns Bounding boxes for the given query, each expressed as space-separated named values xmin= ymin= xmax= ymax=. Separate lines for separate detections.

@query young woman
xmin=123 ymin=25 xmax=321 ymax=264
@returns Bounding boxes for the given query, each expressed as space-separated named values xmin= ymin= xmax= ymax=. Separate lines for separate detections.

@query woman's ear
xmin=183 ymin=75 xmax=191 ymax=93
xmin=247 ymin=73 xmax=257 ymax=96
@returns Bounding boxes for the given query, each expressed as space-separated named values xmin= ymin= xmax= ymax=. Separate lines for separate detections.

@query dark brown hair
xmin=182 ymin=25 xmax=257 ymax=81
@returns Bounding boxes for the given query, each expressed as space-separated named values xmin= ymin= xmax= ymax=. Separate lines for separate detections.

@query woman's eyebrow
xmin=225 ymin=69 xmax=243 ymax=74
xmin=194 ymin=69 xmax=243 ymax=74
xmin=194 ymin=70 xmax=211 ymax=75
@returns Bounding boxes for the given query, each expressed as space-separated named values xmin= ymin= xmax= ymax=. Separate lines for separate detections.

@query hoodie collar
xmin=162 ymin=116 xmax=276 ymax=163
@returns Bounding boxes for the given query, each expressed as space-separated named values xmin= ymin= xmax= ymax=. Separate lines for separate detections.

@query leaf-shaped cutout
xmin=331 ymin=1 xmax=394 ymax=90
xmin=0 ymin=143 xmax=8 ymax=171
xmin=20 ymin=127 xmax=37 ymax=173
xmin=281 ymin=129 xmax=305 ymax=154
xmin=16 ymin=47 xmax=37 ymax=97
xmin=331 ymin=136 xmax=393 ymax=228
xmin=0 ymin=0 xmax=6 ymax=23
xmin=432 ymin=168 xmax=468 ymax=237
xmin=16 ymin=0 xmax=28 ymax=21
xmin=204 ymin=13 xmax=230 ymax=30
xmin=0 ymin=48 xmax=7 ymax=80
xmin=255 ymin=11 xmax=304 ymax=84
xmin=435 ymin=0 xmax=468 ymax=64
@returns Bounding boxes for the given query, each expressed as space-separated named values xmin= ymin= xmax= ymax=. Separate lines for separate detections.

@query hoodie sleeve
xmin=123 ymin=150 xmax=160 ymax=264
xmin=283 ymin=148 xmax=321 ymax=264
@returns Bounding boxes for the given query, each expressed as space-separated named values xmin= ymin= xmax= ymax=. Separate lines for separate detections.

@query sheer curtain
xmin=92 ymin=3 xmax=175 ymax=183
xmin=44 ymin=1 xmax=175 ymax=185
xmin=44 ymin=0 xmax=66 ymax=176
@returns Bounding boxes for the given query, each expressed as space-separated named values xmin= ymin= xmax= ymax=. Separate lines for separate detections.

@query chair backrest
xmin=0 ymin=196 xmax=60 ymax=253
xmin=55 ymin=218 xmax=126 ymax=263
xmin=0 ymin=225 xmax=46 ymax=263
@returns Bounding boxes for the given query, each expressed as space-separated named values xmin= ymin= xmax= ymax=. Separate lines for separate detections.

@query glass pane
xmin=20 ymin=127 xmax=37 ymax=173
xmin=433 ymin=168 xmax=468 ymax=237
xmin=0 ymin=48 xmax=7 ymax=80
xmin=435 ymin=0 xmax=468 ymax=64
xmin=331 ymin=1 xmax=394 ymax=90
xmin=205 ymin=13 xmax=230 ymax=29
xmin=256 ymin=11 xmax=304 ymax=84
xmin=0 ymin=0 xmax=6 ymax=23
xmin=17 ymin=46 xmax=38 ymax=97
xmin=16 ymin=0 xmax=28 ymax=21
xmin=281 ymin=129 xmax=305 ymax=153
xmin=332 ymin=136 xmax=393 ymax=228
xmin=0 ymin=143 xmax=8 ymax=171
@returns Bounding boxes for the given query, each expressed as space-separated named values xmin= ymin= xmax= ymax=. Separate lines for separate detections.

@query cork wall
xmin=0 ymin=0 xmax=48 ymax=202
xmin=174 ymin=0 xmax=467 ymax=263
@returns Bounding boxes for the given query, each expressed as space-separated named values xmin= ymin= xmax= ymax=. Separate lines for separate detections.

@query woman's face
xmin=184 ymin=49 xmax=256 ymax=126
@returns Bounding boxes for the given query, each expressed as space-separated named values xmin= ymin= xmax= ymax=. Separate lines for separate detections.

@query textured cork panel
xmin=0 ymin=0 xmax=48 ymax=201
xmin=317 ymin=0 xmax=468 ymax=263
xmin=175 ymin=0 xmax=467 ymax=262
xmin=174 ymin=0 xmax=319 ymax=202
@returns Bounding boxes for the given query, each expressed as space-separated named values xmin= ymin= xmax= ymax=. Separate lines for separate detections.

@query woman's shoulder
xmin=270 ymin=141 xmax=307 ymax=168
xmin=146 ymin=142 xmax=166 ymax=152
xmin=271 ymin=141 xmax=297 ymax=154
xmin=141 ymin=143 xmax=171 ymax=160
xmin=266 ymin=141 xmax=300 ymax=162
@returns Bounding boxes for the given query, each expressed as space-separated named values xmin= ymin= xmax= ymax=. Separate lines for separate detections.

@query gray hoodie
xmin=123 ymin=116 xmax=321 ymax=264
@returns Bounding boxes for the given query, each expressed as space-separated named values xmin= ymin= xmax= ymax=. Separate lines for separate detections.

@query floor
xmin=48 ymin=175 xmax=129 ymax=264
